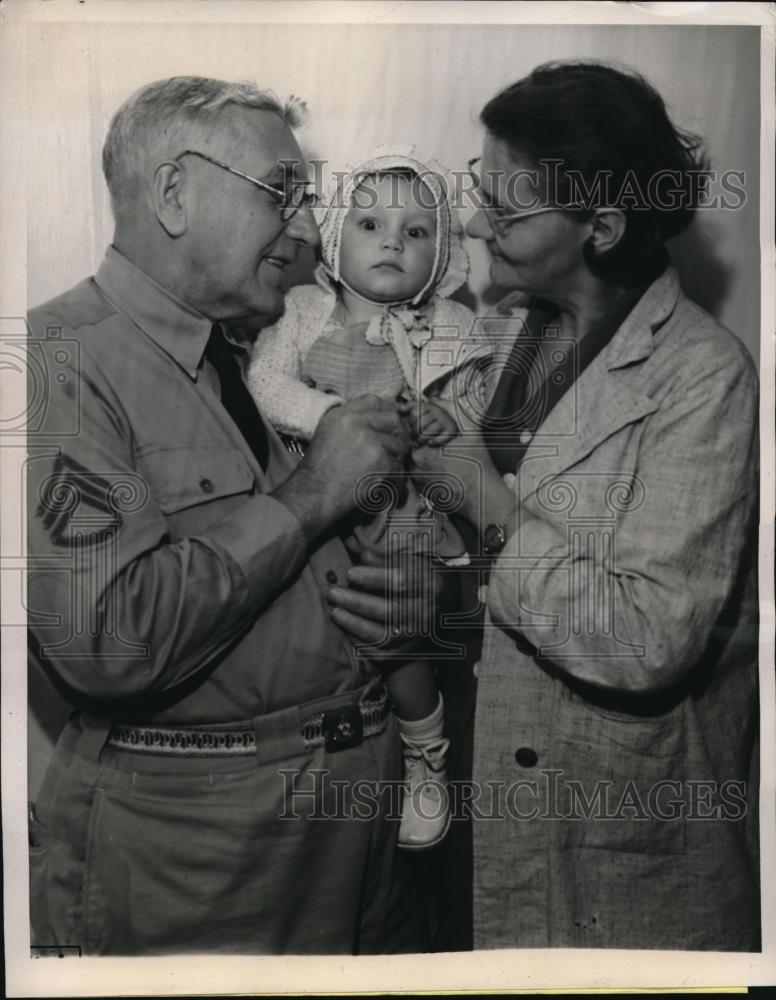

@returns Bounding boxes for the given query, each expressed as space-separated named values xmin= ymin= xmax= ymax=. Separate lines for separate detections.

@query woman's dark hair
xmin=480 ymin=61 xmax=709 ymax=287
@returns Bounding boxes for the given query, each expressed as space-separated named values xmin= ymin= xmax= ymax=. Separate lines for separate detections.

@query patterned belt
xmin=106 ymin=688 xmax=390 ymax=757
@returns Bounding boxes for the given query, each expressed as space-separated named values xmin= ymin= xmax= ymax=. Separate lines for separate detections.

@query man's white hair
xmin=102 ymin=75 xmax=307 ymax=213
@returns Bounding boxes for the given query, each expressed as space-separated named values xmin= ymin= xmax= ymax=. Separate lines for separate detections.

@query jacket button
xmin=519 ymin=430 xmax=532 ymax=445
xmin=200 ymin=478 xmax=214 ymax=493
xmin=326 ymin=570 xmax=338 ymax=584
xmin=514 ymin=746 xmax=538 ymax=768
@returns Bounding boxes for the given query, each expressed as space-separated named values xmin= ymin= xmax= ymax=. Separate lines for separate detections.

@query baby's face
xmin=338 ymin=173 xmax=437 ymax=303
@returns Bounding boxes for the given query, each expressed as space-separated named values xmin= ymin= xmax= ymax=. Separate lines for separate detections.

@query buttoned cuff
xmin=208 ymin=494 xmax=308 ymax=599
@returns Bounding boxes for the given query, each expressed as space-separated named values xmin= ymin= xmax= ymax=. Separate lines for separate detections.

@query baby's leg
xmin=385 ymin=661 xmax=450 ymax=851
xmin=385 ymin=659 xmax=438 ymax=720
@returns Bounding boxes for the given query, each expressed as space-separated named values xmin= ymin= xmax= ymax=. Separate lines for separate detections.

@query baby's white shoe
xmin=398 ymin=735 xmax=451 ymax=850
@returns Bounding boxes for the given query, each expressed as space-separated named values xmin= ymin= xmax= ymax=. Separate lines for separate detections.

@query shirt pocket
xmin=135 ymin=443 xmax=256 ymax=515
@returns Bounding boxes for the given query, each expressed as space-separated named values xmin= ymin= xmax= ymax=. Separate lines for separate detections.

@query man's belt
xmin=106 ymin=688 xmax=390 ymax=758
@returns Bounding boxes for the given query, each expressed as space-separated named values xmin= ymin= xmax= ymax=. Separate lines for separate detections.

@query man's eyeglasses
xmin=467 ymin=156 xmax=576 ymax=235
xmin=175 ymin=149 xmax=317 ymax=222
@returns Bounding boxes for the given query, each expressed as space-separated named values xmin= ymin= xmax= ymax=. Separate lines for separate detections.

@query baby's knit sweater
xmin=248 ymin=284 xmax=483 ymax=441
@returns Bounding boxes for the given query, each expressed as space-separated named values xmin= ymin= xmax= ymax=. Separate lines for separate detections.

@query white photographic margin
xmin=1 ymin=0 xmax=774 ymax=995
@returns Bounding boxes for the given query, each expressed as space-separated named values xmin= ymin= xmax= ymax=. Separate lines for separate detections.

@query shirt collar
xmin=95 ymin=246 xmax=213 ymax=378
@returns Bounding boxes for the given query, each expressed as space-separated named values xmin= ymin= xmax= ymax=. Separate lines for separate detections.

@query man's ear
xmin=587 ymin=208 xmax=626 ymax=255
xmin=151 ymin=162 xmax=188 ymax=237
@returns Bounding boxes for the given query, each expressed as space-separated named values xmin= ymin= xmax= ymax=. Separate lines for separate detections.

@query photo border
xmin=2 ymin=1 xmax=774 ymax=995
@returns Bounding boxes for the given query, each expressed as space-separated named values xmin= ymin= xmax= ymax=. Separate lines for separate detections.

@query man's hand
xmin=272 ymin=394 xmax=410 ymax=543
xmin=326 ymin=543 xmax=458 ymax=658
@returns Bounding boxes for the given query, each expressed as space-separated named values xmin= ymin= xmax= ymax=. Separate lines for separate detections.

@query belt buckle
xmin=322 ymin=704 xmax=364 ymax=753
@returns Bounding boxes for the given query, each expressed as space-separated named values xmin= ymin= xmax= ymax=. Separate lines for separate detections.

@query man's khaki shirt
xmin=27 ymin=247 xmax=365 ymax=723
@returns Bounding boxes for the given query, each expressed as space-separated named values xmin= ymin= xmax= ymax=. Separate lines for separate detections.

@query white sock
xmin=396 ymin=694 xmax=444 ymax=745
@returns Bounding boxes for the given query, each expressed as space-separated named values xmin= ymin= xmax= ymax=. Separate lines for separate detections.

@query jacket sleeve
xmin=486 ymin=333 xmax=759 ymax=693
xmin=27 ymin=327 xmax=308 ymax=703
xmin=248 ymin=288 xmax=344 ymax=440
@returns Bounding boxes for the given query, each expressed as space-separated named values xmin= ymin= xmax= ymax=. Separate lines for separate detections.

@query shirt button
xmin=200 ymin=478 xmax=214 ymax=493
xmin=326 ymin=570 xmax=338 ymax=585
xmin=514 ymin=746 xmax=538 ymax=768
xmin=519 ymin=431 xmax=533 ymax=445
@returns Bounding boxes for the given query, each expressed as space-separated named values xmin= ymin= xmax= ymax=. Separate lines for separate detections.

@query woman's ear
xmin=151 ymin=162 xmax=188 ymax=238
xmin=588 ymin=208 xmax=626 ymax=255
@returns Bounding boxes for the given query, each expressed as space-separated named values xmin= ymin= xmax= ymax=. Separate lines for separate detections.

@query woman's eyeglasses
xmin=175 ymin=149 xmax=318 ymax=222
xmin=467 ymin=156 xmax=575 ymax=235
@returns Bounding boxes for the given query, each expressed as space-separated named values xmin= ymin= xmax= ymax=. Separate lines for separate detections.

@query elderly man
xmin=27 ymin=76 xmax=437 ymax=955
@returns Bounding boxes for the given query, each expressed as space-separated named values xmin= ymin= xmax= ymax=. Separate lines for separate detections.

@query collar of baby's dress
xmin=324 ymin=296 xmax=437 ymax=347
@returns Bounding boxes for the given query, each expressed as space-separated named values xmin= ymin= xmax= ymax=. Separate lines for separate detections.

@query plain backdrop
xmin=26 ymin=22 xmax=762 ymax=795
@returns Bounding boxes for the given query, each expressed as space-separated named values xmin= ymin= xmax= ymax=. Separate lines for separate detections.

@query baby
xmin=249 ymin=148 xmax=487 ymax=849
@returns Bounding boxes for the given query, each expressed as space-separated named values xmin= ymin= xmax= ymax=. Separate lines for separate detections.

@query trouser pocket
xmin=28 ymin=801 xmax=52 ymax=946
xmin=30 ymin=728 xmax=103 ymax=951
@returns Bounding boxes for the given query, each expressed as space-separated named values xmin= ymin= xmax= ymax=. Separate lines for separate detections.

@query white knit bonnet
xmin=315 ymin=145 xmax=469 ymax=307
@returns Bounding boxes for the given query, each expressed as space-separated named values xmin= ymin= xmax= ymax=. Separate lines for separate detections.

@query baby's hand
xmin=399 ymin=398 xmax=459 ymax=447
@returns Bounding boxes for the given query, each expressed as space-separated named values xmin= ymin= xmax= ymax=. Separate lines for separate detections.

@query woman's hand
xmin=411 ymin=440 xmax=477 ymax=511
xmin=411 ymin=432 xmax=520 ymax=538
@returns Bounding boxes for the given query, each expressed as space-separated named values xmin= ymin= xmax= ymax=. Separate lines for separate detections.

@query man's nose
xmin=285 ymin=203 xmax=320 ymax=249
xmin=466 ymin=209 xmax=493 ymax=241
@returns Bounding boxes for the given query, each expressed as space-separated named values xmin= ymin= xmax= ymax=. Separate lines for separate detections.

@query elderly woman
xmin=416 ymin=62 xmax=760 ymax=950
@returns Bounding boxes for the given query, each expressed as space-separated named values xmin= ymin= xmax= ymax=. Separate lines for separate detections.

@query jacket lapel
xmin=510 ymin=267 xmax=681 ymax=503
xmin=515 ymin=356 xmax=658 ymax=504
